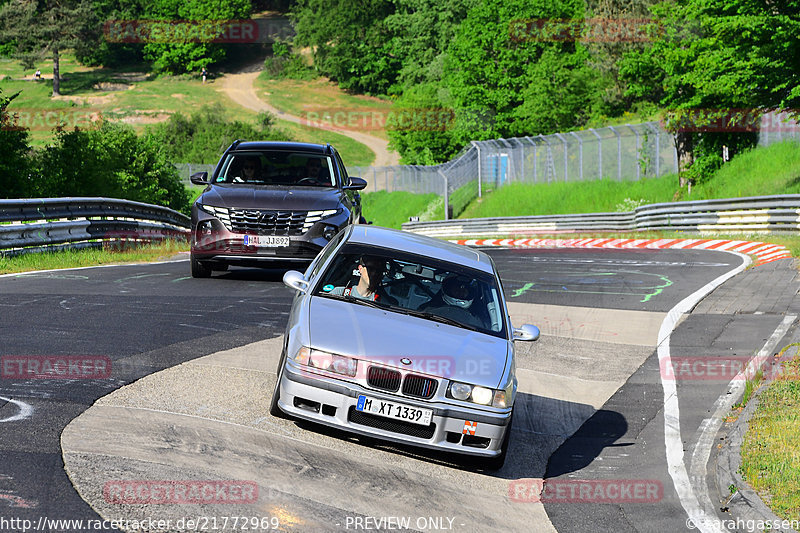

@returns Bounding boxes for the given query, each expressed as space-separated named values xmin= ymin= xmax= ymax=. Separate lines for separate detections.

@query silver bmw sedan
xmin=271 ymin=224 xmax=539 ymax=468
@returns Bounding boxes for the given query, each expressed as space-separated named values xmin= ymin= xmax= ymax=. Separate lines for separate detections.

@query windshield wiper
xmin=400 ymin=309 xmax=482 ymax=331
xmin=322 ymin=292 xmax=385 ymax=309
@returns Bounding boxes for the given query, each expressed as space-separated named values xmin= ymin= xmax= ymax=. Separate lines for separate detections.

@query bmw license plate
xmin=243 ymin=235 xmax=289 ymax=247
xmin=356 ymin=395 xmax=433 ymax=426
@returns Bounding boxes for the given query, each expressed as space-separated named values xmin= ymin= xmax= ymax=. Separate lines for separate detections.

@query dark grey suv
xmin=190 ymin=141 xmax=367 ymax=277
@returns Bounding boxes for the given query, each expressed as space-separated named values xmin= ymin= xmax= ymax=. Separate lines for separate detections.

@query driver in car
xmin=421 ymin=275 xmax=485 ymax=328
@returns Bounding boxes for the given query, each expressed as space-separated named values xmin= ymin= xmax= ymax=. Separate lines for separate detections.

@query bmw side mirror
xmin=513 ymin=324 xmax=540 ymax=341
xmin=190 ymin=171 xmax=209 ymax=185
xmin=283 ymin=270 xmax=310 ymax=293
xmin=343 ymin=177 xmax=367 ymax=191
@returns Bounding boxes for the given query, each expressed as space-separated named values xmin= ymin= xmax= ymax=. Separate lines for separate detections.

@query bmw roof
xmin=345 ymin=225 xmax=494 ymax=274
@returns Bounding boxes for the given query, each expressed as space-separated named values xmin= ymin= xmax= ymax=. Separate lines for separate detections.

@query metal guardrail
xmin=402 ymin=195 xmax=800 ymax=237
xmin=0 ymin=198 xmax=191 ymax=255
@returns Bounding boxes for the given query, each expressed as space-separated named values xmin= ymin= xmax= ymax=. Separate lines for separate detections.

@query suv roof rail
xmin=325 ymin=143 xmax=334 ymax=154
xmin=231 ymin=139 xmax=244 ymax=150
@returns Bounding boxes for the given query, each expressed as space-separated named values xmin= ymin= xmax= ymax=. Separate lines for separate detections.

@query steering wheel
xmin=297 ymin=177 xmax=320 ymax=185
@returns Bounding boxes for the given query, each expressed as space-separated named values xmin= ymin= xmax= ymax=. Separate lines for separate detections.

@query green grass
xmin=253 ymin=76 xmax=394 ymax=141
xmin=458 ymin=140 xmax=800 ymax=219
xmin=740 ymin=346 xmax=800 ymax=521
xmin=0 ymin=240 xmax=188 ymax=275
xmin=361 ymin=191 xmax=440 ymax=229
xmin=276 ymin=118 xmax=375 ymax=167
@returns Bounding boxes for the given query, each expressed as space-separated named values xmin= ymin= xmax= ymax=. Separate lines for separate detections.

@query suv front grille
xmin=402 ymin=374 xmax=438 ymax=399
xmin=229 ymin=209 xmax=306 ymax=236
xmin=367 ymin=366 xmax=401 ymax=392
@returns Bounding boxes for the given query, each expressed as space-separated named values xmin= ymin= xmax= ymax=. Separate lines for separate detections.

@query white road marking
xmin=657 ymin=251 xmax=751 ymax=533
xmin=689 ymin=315 xmax=796 ymax=528
xmin=0 ymin=396 xmax=34 ymax=423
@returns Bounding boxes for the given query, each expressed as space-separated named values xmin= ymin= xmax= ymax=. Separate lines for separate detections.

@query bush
xmin=0 ymin=88 xmax=33 ymax=198
xmin=263 ymin=41 xmax=316 ymax=80
xmin=148 ymin=104 xmax=292 ymax=164
xmin=32 ymin=121 xmax=191 ymax=214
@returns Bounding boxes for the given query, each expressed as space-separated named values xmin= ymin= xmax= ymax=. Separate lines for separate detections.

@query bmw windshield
xmin=313 ymin=244 xmax=507 ymax=338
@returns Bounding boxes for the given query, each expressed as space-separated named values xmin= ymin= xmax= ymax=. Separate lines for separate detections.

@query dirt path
xmin=217 ymin=70 xmax=399 ymax=167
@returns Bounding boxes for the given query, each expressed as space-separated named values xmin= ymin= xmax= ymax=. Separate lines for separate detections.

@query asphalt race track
xmin=0 ymin=247 xmax=796 ymax=533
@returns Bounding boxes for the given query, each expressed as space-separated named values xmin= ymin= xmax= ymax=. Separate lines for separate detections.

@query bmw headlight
xmin=291 ymin=346 xmax=357 ymax=377
xmin=447 ymin=381 xmax=508 ymax=407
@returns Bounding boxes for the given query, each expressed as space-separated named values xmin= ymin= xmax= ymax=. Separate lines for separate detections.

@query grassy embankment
xmin=739 ymin=346 xmax=800 ymax=522
xmin=0 ymin=54 xmax=376 ymax=166
xmin=0 ymin=240 xmax=187 ymax=275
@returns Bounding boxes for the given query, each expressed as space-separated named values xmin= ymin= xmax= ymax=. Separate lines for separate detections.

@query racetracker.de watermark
xmin=510 ymin=18 xmax=661 ymax=43
xmin=103 ymin=19 xmax=293 ymax=43
xmin=663 ymin=109 xmax=800 ymax=133
xmin=509 ymin=478 xmax=663 ymax=503
xmin=662 ymin=355 xmax=796 ymax=381
xmin=1 ymin=355 xmax=111 ymax=380
xmin=1 ymin=108 xmax=102 ymax=132
xmin=103 ymin=480 xmax=258 ymax=505
xmin=302 ymin=108 xmax=457 ymax=132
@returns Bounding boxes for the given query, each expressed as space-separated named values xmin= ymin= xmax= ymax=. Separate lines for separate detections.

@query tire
xmin=191 ymin=253 xmax=212 ymax=278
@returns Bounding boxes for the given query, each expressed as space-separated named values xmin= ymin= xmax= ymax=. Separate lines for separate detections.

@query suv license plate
xmin=356 ymin=395 xmax=433 ymax=426
xmin=243 ymin=235 xmax=289 ymax=247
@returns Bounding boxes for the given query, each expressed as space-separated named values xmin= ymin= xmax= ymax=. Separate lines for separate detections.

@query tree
xmin=620 ymin=0 xmax=800 ymax=185
xmin=291 ymin=0 xmax=398 ymax=94
xmin=140 ymin=0 xmax=252 ymax=74
xmin=0 ymin=0 xmax=96 ymax=96
xmin=443 ymin=0 xmax=595 ymax=139
xmin=0 ymin=88 xmax=33 ymax=198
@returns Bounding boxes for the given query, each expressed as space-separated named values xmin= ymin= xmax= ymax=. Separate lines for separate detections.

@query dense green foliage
xmin=30 ymin=121 xmax=191 ymax=212
xmin=620 ymin=0 xmax=800 ymax=184
xmin=0 ymin=88 xmax=33 ymax=198
xmin=147 ymin=104 xmax=291 ymax=164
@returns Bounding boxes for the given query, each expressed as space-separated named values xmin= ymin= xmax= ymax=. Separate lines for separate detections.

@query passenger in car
xmin=329 ymin=255 xmax=395 ymax=303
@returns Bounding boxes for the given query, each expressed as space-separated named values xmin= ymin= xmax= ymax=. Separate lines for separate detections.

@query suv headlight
xmin=303 ymin=209 xmax=339 ymax=232
xmin=198 ymin=204 xmax=231 ymax=228
xmin=447 ymin=381 xmax=510 ymax=408
xmin=291 ymin=346 xmax=357 ymax=377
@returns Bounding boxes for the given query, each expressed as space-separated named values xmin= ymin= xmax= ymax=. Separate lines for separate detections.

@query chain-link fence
xmin=350 ymin=112 xmax=800 ymax=219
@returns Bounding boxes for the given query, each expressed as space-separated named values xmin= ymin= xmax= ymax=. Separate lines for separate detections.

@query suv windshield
xmin=313 ymin=245 xmax=507 ymax=338
xmin=214 ymin=151 xmax=336 ymax=187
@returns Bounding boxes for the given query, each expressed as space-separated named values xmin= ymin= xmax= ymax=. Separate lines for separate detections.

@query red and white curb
xmin=452 ymin=238 xmax=792 ymax=266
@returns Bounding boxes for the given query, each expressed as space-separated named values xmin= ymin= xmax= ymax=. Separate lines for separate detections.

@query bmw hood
xmin=308 ymin=297 xmax=510 ymax=389
xmin=199 ymin=185 xmax=342 ymax=211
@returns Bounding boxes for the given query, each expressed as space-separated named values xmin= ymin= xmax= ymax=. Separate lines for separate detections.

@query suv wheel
xmin=191 ymin=253 xmax=212 ymax=278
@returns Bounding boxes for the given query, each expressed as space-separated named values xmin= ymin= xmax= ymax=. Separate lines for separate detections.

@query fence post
xmin=472 ymin=141 xmax=482 ymax=198
xmin=570 ymin=132 xmax=583 ymax=181
xmin=438 ymin=169 xmax=449 ymax=220
xmin=608 ymin=126 xmax=622 ymax=180
xmin=589 ymin=128 xmax=602 ymax=179
xmin=627 ymin=124 xmax=641 ymax=180
xmin=554 ymin=133 xmax=569 ymax=181
xmin=525 ymin=136 xmax=538 ymax=183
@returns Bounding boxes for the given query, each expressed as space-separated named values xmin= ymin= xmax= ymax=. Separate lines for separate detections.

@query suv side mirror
xmin=343 ymin=177 xmax=367 ymax=191
xmin=190 ymin=171 xmax=209 ymax=185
